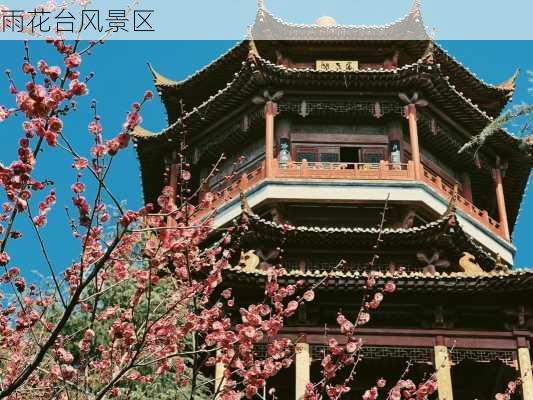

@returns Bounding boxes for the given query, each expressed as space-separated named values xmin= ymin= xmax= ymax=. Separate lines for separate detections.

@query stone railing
xmin=193 ymin=159 xmax=507 ymax=240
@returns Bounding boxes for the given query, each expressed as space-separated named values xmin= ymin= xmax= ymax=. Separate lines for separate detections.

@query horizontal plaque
xmin=316 ymin=60 xmax=359 ymax=72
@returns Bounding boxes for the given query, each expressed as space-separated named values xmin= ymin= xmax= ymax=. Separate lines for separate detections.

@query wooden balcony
xmin=196 ymin=159 xmax=506 ymax=241
xmin=274 ymin=160 xmax=413 ymax=181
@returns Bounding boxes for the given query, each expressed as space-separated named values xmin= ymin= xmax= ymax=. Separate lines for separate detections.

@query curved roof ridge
xmin=423 ymin=63 xmax=523 ymax=149
xmin=147 ymin=63 xmax=179 ymax=87
xmin=138 ymin=59 xmax=257 ymax=140
xmin=245 ymin=207 xmax=452 ymax=236
xmin=259 ymin=55 xmax=519 ymax=146
xmin=255 ymin=0 xmax=425 ymax=32
xmin=153 ymin=40 xmax=247 ymax=91
xmin=496 ymin=68 xmax=521 ymax=91
xmin=435 ymin=42 xmax=517 ymax=95
xmin=439 ymin=69 xmax=528 ymax=145
xmin=441 ymin=72 xmax=495 ymax=122
xmin=141 ymin=57 xmax=522 ymax=149
xmin=140 ymin=57 xmax=524 ymax=148
xmin=228 ymin=265 xmax=533 ymax=280
xmin=131 ymin=125 xmax=156 ymax=138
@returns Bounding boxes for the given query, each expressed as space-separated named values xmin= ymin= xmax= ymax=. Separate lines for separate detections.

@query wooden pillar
xmin=295 ymin=341 xmax=311 ymax=400
xmin=517 ymin=338 xmax=533 ymax=400
xmin=434 ymin=338 xmax=453 ymax=400
xmin=493 ymin=167 xmax=510 ymax=241
xmin=461 ymin=172 xmax=473 ymax=203
xmin=407 ymin=104 xmax=422 ymax=180
xmin=265 ymin=101 xmax=277 ymax=178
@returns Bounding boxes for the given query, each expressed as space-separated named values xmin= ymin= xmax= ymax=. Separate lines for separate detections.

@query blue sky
xmin=2 ymin=0 xmax=533 ymax=40
xmin=0 ymin=40 xmax=531 ymax=282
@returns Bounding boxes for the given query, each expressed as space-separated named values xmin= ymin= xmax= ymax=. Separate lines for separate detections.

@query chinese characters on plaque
xmin=316 ymin=60 xmax=359 ymax=72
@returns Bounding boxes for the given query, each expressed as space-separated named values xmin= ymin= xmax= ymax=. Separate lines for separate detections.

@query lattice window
xmin=258 ymin=345 xmax=516 ymax=369
xmin=311 ymin=345 xmax=433 ymax=364
xmin=451 ymin=349 xmax=518 ymax=369
xmin=282 ymin=258 xmax=425 ymax=273
xmin=277 ymin=100 xmax=404 ymax=117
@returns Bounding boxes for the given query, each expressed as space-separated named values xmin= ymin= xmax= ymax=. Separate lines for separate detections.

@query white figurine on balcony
xmin=390 ymin=143 xmax=401 ymax=164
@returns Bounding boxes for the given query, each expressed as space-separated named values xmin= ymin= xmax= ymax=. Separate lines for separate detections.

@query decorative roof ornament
xmin=131 ymin=125 xmax=155 ymax=138
xmin=409 ymin=0 xmax=422 ymax=17
xmin=239 ymin=190 xmax=253 ymax=214
xmin=417 ymin=250 xmax=451 ymax=274
xmin=445 ymin=184 xmax=460 ymax=216
xmin=247 ymin=26 xmax=261 ymax=61
xmin=146 ymin=62 xmax=178 ymax=87
xmin=398 ymin=92 xmax=429 ymax=107
xmin=496 ymin=68 xmax=521 ymax=91
xmin=421 ymin=28 xmax=436 ymax=64
xmin=494 ymin=255 xmax=509 ymax=271
xmin=238 ymin=250 xmax=260 ymax=272
xmin=252 ymin=90 xmax=284 ymax=105
xmin=257 ymin=0 xmax=266 ymax=11
xmin=252 ymin=0 xmax=428 ymax=40
xmin=315 ymin=16 xmax=337 ymax=27
xmin=459 ymin=252 xmax=484 ymax=275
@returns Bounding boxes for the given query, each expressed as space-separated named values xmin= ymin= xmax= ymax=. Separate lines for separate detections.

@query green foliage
xmin=49 ymin=275 xmax=212 ymax=399
xmin=459 ymin=104 xmax=533 ymax=155
xmin=125 ymin=367 xmax=212 ymax=400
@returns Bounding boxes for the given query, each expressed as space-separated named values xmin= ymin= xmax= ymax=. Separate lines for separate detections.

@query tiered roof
xmin=149 ymin=1 xmax=517 ymax=120
xmin=135 ymin=0 xmax=531 ymax=232
xmin=225 ymin=201 xmax=533 ymax=296
xmin=240 ymin=208 xmax=497 ymax=271
xmin=226 ymin=266 xmax=533 ymax=294
xmin=135 ymin=53 xmax=531 ymax=229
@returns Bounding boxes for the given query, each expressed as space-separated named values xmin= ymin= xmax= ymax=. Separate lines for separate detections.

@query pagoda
xmin=134 ymin=1 xmax=533 ymax=399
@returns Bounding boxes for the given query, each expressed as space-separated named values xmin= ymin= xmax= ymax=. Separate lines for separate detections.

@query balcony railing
xmin=275 ymin=160 xmax=412 ymax=180
xmin=421 ymin=168 xmax=502 ymax=236
xmin=195 ymin=159 xmax=506 ymax=240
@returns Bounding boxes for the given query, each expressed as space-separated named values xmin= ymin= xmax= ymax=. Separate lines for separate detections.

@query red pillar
xmin=493 ymin=167 xmax=510 ymax=241
xmin=407 ymin=104 xmax=422 ymax=180
xmin=265 ymin=101 xmax=277 ymax=178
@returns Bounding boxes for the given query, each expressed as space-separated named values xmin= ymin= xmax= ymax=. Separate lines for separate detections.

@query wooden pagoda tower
xmin=135 ymin=1 xmax=533 ymax=399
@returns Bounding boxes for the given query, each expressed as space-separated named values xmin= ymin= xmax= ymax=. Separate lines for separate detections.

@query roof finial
xmin=410 ymin=0 xmax=421 ymax=15
xmin=494 ymin=254 xmax=509 ymax=271
xmin=497 ymin=68 xmax=521 ymax=91
xmin=131 ymin=125 xmax=155 ymax=138
xmin=247 ymin=26 xmax=260 ymax=60
xmin=421 ymin=35 xmax=436 ymax=64
xmin=147 ymin=62 xmax=158 ymax=81
xmin=258 ymin=0 xmax=266 ymax=11
xmin=445 ymin=184 xmax=460 ymax=216
xmin=146 ymin=62 xmax=178 ymax=87
xmin=316 ymin=16 xmax=337 ymax=27
xmin=240 ymin=190 xmax=252 ymax=215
